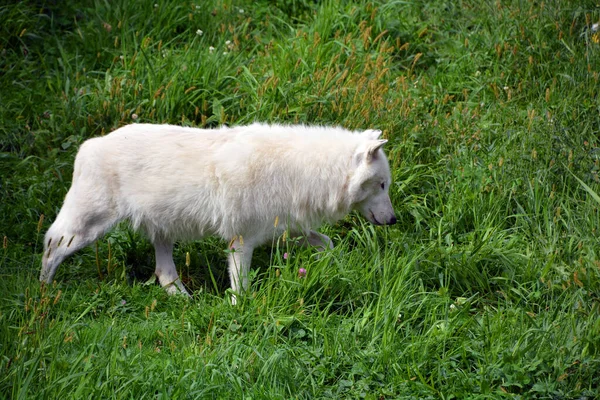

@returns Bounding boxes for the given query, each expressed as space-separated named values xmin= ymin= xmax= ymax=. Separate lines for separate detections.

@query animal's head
xmin=348 ymin=129 xmax=397 ymax=226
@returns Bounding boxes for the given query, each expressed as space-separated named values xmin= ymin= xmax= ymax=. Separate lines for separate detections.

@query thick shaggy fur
xmin=40 ymin=123 xmax=396 ymax=302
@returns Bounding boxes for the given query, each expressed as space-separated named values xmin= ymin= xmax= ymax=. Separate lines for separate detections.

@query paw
xmin=163 ymin=278 xmax=191 ymax=297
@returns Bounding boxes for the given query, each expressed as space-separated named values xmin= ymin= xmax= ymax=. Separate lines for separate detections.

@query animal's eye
xmin=380 ymin=182 xmax=385 ymax=190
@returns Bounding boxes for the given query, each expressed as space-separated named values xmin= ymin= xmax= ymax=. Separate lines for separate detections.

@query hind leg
xmin=40 ymin=208 xmax=119 ymax=284
xmin=227 ymin=237 xmax=255 ymax=305
xmin=153 ymin=240 xmax=190 ymax=296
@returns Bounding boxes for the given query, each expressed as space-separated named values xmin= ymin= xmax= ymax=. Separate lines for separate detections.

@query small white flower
xmin=225 ymin=40 xmax=231 ymax=45
xmin=119 ymin=55 xmax=124 ymax=60
xmin=131 ymin=113 xmax=138 ymax=120
xmin=223 ymin=51 xmax=228 ymax=55
xmin=209 ymin=46 xmax=215 ymax=53
xmin=503 ymin=86 xmax=509 ymax=91
xmin=154 ymin=3 xmax=158 ymax=7
xmin=195 ymin=5 xmax=200 ymax=10
xmin=455 ymin=297 xmax=467 ymax=305
xmin=239 ymin=9 xmax=244 ymax=13
xmin=475 ymin=70 xmax=481 ymax=76
xmin=196 ymin=29 xmax=203 ymax=36
xmin=435 ymin=321 xmax=448 ymax=332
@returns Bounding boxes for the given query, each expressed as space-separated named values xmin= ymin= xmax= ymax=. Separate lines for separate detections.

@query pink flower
xmin=283 ymin=252 xmax=288 ymax=260
xmin=298 ymin=268 xmax=307 ymax=278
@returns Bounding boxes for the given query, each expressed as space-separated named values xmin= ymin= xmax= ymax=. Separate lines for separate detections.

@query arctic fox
xmin=40 ymin=123 xmax=396 ymax=302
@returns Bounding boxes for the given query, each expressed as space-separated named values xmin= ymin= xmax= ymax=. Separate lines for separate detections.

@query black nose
xmin=388 ymin=215 xmax=397 ymax=225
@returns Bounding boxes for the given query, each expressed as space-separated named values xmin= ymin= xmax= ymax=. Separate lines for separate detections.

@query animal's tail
xmin=40 ymin=222 xmax=80 ymax=284
xmin=40 ymin=176 xmax=120 ymax=283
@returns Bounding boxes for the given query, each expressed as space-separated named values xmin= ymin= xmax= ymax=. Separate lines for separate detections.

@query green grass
xmin=1 ymin=0 xmax=600 ymax=398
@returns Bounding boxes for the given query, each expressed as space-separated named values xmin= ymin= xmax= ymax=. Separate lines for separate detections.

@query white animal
xmin=40 ymin=123 xmax=396 ymax=303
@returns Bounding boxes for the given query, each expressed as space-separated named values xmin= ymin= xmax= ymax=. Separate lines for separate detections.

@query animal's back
xmin=74 ymin=123 xmax=360 ymax=242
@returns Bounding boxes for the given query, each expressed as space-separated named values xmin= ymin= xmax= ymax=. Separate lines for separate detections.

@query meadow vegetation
xmin=1 ymin=0 xmax=600 ymax=398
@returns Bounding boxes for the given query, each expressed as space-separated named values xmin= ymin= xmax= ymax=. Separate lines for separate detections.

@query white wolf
xmin=40 ymin=123 xmax=396 ymax=302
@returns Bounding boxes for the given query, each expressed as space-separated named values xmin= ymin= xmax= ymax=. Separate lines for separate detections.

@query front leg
xmin=302 ymin=230 xmax=334 ymax=252
xmin=153 ymin=240 xmax=190 ymax=296
xmin=227 ymin=237 xmax=254 ymax=305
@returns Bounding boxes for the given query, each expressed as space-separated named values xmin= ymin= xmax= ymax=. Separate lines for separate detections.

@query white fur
xmin=40 ymin=123 xmax=396 ymax=302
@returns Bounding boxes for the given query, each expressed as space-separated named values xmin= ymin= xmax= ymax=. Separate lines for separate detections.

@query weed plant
xmin=1 ymin=0 xmax=600 ymax=398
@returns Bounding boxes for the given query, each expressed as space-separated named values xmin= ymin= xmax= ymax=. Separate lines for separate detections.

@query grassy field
xmin=1 ymin=0 xmax=600 ymax=398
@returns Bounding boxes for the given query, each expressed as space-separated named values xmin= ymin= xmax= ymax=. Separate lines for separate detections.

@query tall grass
xmin=1 ymin=0 xmax=599 ymax=398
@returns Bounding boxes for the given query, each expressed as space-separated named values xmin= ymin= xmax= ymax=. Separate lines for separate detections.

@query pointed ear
xmin=362 ymin=129 xmax=382 ymax=140
xmin=366 ymin=139 xmax=387 ymax=162
xmin=355 ymin=139 xmax=388 ymax=165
